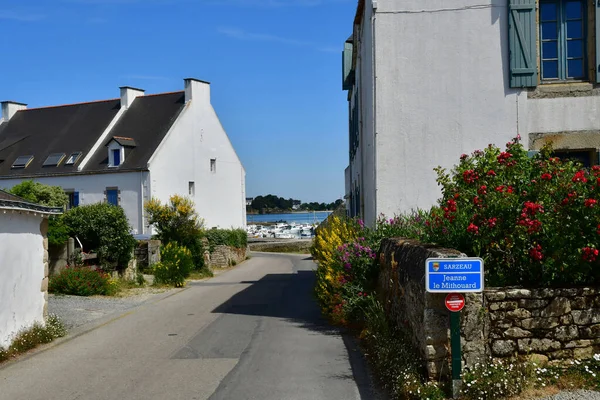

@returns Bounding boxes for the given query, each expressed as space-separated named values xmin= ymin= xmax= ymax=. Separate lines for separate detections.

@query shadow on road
xmin=209 ymin=261 xmax=380 ymax=399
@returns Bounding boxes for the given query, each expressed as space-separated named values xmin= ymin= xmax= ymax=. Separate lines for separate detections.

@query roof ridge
xmin=25 ymin=98 xmax=120 ymax=111
xmin=143 ymin=90 xmax=185 ymax=98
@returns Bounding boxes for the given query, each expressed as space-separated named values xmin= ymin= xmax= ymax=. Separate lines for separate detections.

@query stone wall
xmin=209 ymin=245 xmax=247 ymax=268
xmin=485 ymin=287 xmax=600 ymax=365
xmin=377 ymin=238 xmax=600 ymax=381
xmin=134 ymin=240 xmax=161 ymax=270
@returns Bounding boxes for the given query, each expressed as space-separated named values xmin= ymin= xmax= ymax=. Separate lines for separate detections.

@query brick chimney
xmin=119 ymin=86 xmax=145 ymax=109
xmin=1 ymin=101 xmax=27 ymax=122
xmin=184 ymin=78 xmax=210 ymax=104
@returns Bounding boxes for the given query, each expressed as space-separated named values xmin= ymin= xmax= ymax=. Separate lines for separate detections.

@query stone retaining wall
xmin=377 ymin=237 xmax=600 ymax=381
xmin=210 ymin=245 xmax=247 ymax=268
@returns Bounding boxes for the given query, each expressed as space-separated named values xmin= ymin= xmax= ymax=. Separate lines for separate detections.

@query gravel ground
xmin=540 ymin=390 xmax=600 ymax=400
xmin=48 ymin=288 xmax=175 ymax=330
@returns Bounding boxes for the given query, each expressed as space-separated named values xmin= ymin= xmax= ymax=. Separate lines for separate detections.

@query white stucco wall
xmin=0 ymin=172 xmax=146 ymax=234
xmin=348 ymin=0 xmax=600 ymax=226
xmin=0 ymin=212 xmax=45 ymax=349
xmin=149 ymin=80 xmax=246 ymax=229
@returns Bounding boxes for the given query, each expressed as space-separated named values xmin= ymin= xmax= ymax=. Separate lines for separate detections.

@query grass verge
xmin=0 ymin=314 xmax=67 ymax=364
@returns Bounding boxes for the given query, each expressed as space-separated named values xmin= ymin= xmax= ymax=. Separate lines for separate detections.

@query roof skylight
xmin=65 ymin=152 xmax=82 ymax=166
xmin=43 ymin=153 xmax=66 ymax=167
xmin=12 ymin=155 xmax=34 ymax=169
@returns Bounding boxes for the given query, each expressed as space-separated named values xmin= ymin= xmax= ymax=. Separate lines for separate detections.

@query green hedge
xmin=204 ymin=228 xmax=247 ymax=250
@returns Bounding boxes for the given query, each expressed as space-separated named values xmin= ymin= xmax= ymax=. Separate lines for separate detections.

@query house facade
xmin=343 ymin=0 xmax=600 ymax=226
xmin=0 ymin=78 xmax=246 ymax=235
xmin=0 ymin=190 xmax=61 ymax=348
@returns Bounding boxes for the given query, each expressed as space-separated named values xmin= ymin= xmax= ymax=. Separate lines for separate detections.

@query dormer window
xmin=106 ymin=136 xmax=136 ymax=168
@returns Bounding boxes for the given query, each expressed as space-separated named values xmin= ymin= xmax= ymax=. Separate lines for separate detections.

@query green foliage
xmin=0 ymin=314 xmax=67 ymax=363
xmin=145 ymin=195 xmax=205 ymax=269
xmin=153 ymin=242 xmax=194 ymax=287
xmin=8 ymin=181 xmax=70 ymax=246
xmin=461 ymin=359 xmax=529 ymax=400
xmin=204 ymin=228 xmax=247 ymax=250
xmin=361 ymin=298 xmax=445 ymax=400
xmin=8 ymin=180 xmax=67 ymax=207
xmin=62 ymin=203 xmax=136 ymax=267
xmin=248 ymin=194 xmax=343 ymax=212
xmin=49 ymin=266 xmax=115 ymax=296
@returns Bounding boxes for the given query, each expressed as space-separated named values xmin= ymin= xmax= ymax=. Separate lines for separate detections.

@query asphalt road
xmin=0 ymin=253 xmax=378 ymax=400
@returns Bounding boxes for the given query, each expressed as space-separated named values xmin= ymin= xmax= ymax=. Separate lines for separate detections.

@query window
xmin=112 ymin=149 xmax=121 ymax=167
xmin=65 ymin=152 xmax=82 ymax=165
xmin=43 ymin=153 xmax=66 ymax=167
xmin=210 ymin=158 xmax=216 ymax=173
xmin=12 ymin=155 xmax=33 ymax=169
xmin=554 ymin=149 xmax=596 ymax=168
xmin=188 ymin=181 xmax=195 ymax=196
xmin=66 ymin=191 xmax=79 ymax=209
xmin=106 ymin=188 xmax=119 ymax=206
xmin=540 ymin=0 xmax=585 ymax=81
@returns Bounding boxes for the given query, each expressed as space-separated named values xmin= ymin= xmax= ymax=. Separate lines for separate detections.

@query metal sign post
xmin=426 ymin=258 xmax=484 ymax=399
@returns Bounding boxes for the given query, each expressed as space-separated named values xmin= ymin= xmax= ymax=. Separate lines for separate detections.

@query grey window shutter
xmin=596 ymin=0 xmax=600 ymax=82
xmin=509 ymin=0 xmax=537 ymax=88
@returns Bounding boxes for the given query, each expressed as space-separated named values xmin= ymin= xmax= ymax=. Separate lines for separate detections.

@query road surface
xmin=0 ymin=253 xmax=378 ymax=400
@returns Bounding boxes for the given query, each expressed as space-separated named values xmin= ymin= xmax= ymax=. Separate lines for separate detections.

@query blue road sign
xmin=425 ymin=258 xmax=484 ymax=293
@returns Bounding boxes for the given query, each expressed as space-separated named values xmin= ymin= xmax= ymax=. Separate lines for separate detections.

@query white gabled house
xmin=0 ymin=78 xmax=246 ymax=235
xmin=343 ymin=0 xmax=600 ymax=226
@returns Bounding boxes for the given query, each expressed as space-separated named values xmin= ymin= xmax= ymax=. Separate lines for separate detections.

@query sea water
xmin=247 ymin=212 xmax=332 ymax=225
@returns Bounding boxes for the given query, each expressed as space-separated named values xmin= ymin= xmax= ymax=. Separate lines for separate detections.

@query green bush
xmin=145 ymin=195 xmax=206 ymax=269
xmin=62 ymin=203 xmax=136 ymax=267
xmin=49 ymin=267 xmax=115 ymax=296
xmin=47 ymin=217 xmax=70 ymax=246
xmin=205 ymin=228 xmax=247 ymax=250
xmin=153 ymin=243 xmax=194 ymax=287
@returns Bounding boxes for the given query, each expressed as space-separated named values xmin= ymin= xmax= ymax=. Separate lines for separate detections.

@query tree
xmin=8 ymin=181 xmax=69 ymax=246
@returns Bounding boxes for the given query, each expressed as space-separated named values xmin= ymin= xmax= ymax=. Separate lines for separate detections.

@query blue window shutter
xmin=509 ymin=0 xmax=537 ymax=88
xmin=107 ymin=189 xmax=118 ymax=206
xmin=73 ymin=191 xmax=79 ymax=207
xmin=596 ymin=0 xmax=600 ymax=82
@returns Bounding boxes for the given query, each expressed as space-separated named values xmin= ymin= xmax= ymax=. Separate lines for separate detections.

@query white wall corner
xmin=1 ymin=101 xmax=27 ymax=121
xmin=77 ymin=107 xmax=127 ymax=171
xmin=184 ymin=78 xmax=211 ymax=104
xmin=119 ymin=86 xmax=145 ymax=109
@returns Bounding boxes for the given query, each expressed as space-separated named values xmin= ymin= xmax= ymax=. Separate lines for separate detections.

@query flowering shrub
xmin=49 ymin=266 xmax=115 ymax=296
xmin=153 ymin=242 xmax=194 ymax=287
xmin=0 ymin=314 xmax=67 ymax=364
xmin=461 ymin=359 xmax=529 ymax=400
xmin=429 ymin=137 xmax=600 ymax=286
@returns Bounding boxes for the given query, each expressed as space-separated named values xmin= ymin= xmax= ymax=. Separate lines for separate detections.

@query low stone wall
xmin=210 ymin=245 xmax=247 ymax=268
xmin=134 ymin=240 xmax=161 ymax=270
xmin=249 ymin=239 xmax=312 ymax=253
xmin=485 ymin=287 xmax=600 ymax=364
xmin=377 ymin=237 xmax=600 ymax=381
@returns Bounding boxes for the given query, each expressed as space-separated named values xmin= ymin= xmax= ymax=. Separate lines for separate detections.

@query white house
xmin=0 ymin=190 xmax=61 ymax=348
xmin=343 ymin=0 xmax=600 ymax=226
xmin=0 ymin=78 xmax=246 ymax=234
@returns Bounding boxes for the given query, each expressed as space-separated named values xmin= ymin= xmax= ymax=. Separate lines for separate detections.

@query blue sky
xmin=0 ymin=0 xmax=355 ymax=203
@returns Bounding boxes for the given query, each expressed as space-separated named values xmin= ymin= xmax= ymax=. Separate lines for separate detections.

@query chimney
xmin=184 ymin=78 xmax=210 ymax=104
xmin=1 ymin=101 xmax=27 ymax=122
xmin=119 ymin=86 xmax=145 ymax=109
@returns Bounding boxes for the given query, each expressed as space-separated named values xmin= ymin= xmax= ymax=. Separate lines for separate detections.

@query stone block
xmin=485 ymin=291 xmax=506 ymax=301
xmin=564 ymin=340 xmax=592 ymax=349
xmin=521 ymin=317 xmax=560 ymax=330
xmin=582 ymin=288 xmax=599 ymax=296
xmin=43 ymin=302 xmax=48 ymax=318
xmin=491 ymin=340 xmax=517 ymax=356
xmin=426 ymin=344 xmax=447 ymax=359
xmin=560 ymin=288 xmax=581 ymax=297
xmin=489 ymin=311 xmax=506 ymax=322
xmin=43 ymin=237 xmax=48 ymax=251
xmin=44 ymin=262 xmax=49 ymax=278
xmin=490 ymin=301 xmax=518 ymax=311
xmin=425 ymin=328 xmax=448 ymax=345
xmin=506 ymin=308 xmax=532 ymax=319
xmin=573 ymin=346 xmax=594 ymax=359
xmin=572 ymin=310 xmax=600 ymax=325
xmin=527 ymin=353 xmax=549 ymax=365
xmin=540 ymin=297 xmax=571 ymax=317
xmin=518 ymin=338 xmax=561 ymax=353
xmin=504 ymin=327 xmax=533 ymax=339
xmin=519 ymin=299 xmax=550 ymax=309
xmin=571 ymin=297 xmax=593 ymax=309
xmin=560 ymin=314 xmax=574 ymax=325
xmin=506 ymin=289 xmax=533 ymax=299
xmin=549 ymin=349 xmax=573 ymax=360
xmin=531 ymin=288 xmax=558 ymax=298
xmin=40 ymin=277 xmax=48 ymax=292
xmin=553 ymin=325 xmax=579 ymax=341
xmin=43 ymin=251 xmax=48 ymax=264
